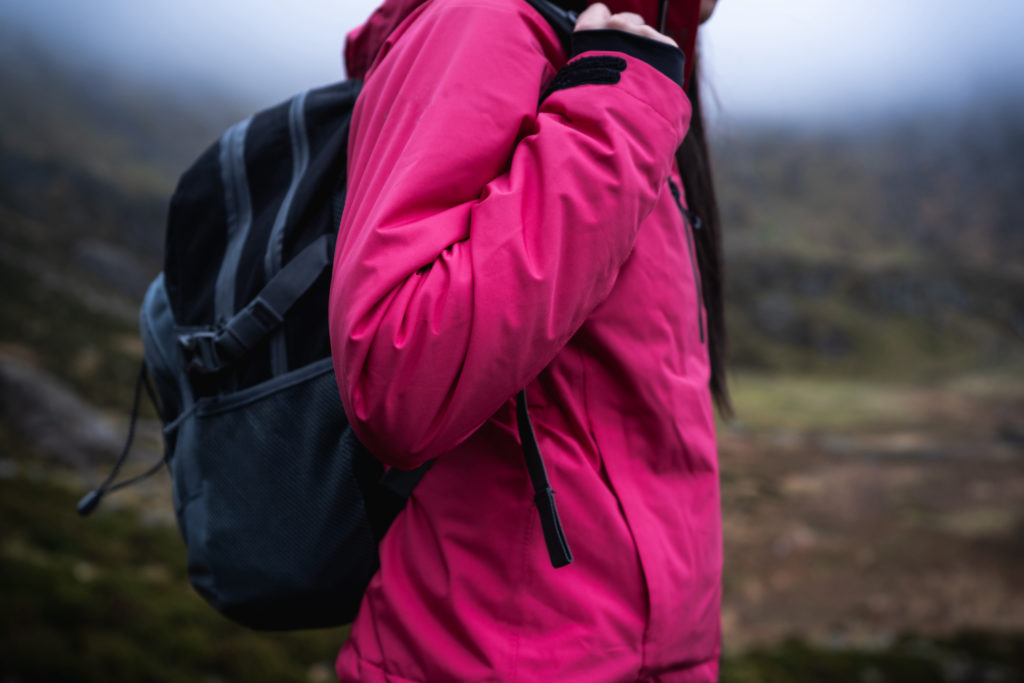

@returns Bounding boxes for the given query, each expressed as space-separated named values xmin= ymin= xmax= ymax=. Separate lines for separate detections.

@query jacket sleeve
xmin=329 ymin=1 xmax=690 ymax=468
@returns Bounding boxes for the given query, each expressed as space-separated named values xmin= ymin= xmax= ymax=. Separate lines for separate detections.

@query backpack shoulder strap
xmin=523 ymin=0 xmax=578 ymax=53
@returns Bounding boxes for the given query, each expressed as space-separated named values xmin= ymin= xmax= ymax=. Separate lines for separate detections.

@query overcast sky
xmin=3 ymin=0 xmax=1024 ymax=126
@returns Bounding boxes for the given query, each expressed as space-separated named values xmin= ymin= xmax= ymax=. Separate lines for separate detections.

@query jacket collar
xmin=345 ymin=0 xmax=426 ymax=80
xmin=345 ymin=0 xmax=698 ymax=80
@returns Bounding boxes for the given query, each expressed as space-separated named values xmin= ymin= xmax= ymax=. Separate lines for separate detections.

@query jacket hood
xmin=345 ymin=0 xmax=700 ymax=80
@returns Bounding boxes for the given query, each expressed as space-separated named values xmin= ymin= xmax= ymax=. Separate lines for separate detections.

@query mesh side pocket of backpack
xmin=166 ymin=358 xmax=379 ymax=630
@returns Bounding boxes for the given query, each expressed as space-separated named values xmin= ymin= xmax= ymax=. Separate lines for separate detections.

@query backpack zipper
xmin=667 ymin=179 xmax=705 ymax=344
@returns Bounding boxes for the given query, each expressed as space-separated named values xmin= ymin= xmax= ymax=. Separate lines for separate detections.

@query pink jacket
xmin=329 ymin=0 xmax=721 ymax=680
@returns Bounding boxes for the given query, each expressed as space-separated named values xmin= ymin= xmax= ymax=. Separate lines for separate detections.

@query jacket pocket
xmin=667 ymin=179 xmax=705 ymax=344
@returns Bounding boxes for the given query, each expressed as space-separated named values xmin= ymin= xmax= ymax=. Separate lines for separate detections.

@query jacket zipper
xmin=667 ymin=179 xmax=705 ymax=344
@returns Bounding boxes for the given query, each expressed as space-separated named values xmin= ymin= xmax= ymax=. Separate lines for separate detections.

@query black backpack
xmin=79 ymin=0 xmax=577 ymax=631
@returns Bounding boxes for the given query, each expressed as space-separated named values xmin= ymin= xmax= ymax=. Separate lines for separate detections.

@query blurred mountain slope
xmin=0 ymin=28 xmax=247 ymax=196
xmin=712 ymin=103 xmax=1024 ymax=377
xmin=0 ymin=27 xmax=249 ymax=282
xmin=715 ymin=105 xmax=1024 ymax=271
xmin=0 ymin=28 xmax=247 ymax=409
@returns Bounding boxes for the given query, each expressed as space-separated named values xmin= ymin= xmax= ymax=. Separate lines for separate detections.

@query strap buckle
xmin=178 ymin=330 xmax=224 ymax=375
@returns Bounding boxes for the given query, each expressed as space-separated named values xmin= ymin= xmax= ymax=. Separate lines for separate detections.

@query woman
xmin=329 ymin=0 xmax=726 ymax=680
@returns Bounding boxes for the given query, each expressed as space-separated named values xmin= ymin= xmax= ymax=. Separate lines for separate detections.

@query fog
xmin=3 ymin=0 xmax=1023 ymax=125
xmin=700 ymin=0 xmax=1024 ymax=125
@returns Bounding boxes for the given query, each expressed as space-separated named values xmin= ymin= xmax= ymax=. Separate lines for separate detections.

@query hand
xmin=573 ymin=2 xmax=679 ymax=48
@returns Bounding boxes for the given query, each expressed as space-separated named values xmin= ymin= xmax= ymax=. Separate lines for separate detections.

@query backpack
xmin=78 ymin=0 xmax=578 ymax=631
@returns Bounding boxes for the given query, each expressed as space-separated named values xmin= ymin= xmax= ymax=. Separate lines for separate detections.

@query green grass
xmin=721 ymin=634 xmax=1024 ymax=683
xmin=0 ymin=257 xmax=141 ymax=411
xmin=724 ymin=366 xmax=1024 ymax=434
xmin=726 ymin=373 xmax=930 ymax=432
xmin=0 ymin=475 xmax=348 ymax=683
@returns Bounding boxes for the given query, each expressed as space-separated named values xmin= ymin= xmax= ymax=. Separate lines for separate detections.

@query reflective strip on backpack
xmin=265 ymin=90 xmax=311 ymax=375
xmin=215 ymin=117 xmax=254 ymax=323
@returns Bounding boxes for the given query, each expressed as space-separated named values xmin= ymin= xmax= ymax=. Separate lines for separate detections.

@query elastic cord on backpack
xmin=77 ymin=363 xmax=168 ymax=516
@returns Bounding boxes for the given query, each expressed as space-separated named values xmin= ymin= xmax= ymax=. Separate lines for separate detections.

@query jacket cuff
xmin=571 ymin=29 xmax=685 ymax=88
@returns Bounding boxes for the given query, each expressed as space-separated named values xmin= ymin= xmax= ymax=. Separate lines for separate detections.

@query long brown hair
xmin=677 ymin=53 xmax=731 ymax=416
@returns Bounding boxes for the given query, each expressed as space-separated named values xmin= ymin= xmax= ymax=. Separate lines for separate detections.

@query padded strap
xmin=524 ymin=0 xmax=578 ymax=54
xmin=179 ymin=235 xmax=334 ymax=374
xmin=367 ymin=460 xmax=434 ymax=542
xmin=517 ymin=389 xmax=573 ymax=568
xmin=379 ymin=461 xmax=434 ymax=499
